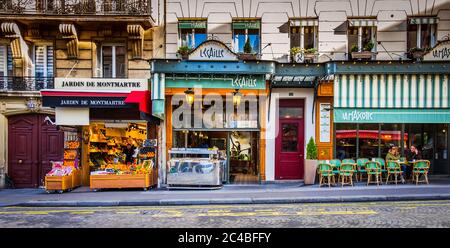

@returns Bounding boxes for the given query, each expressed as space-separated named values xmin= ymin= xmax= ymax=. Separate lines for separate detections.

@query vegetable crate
xmin=45 ymin=170 xmax=82 ymax=194
xmin=90 ymin=174 xmax=151 ymax=191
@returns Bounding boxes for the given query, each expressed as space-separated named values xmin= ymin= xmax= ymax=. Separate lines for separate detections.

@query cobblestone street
xmin=1 ymin=200 xmax=450 ymax=228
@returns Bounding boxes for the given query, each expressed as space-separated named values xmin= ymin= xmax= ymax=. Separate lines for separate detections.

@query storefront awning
xmin=409 ymin=17 xmax=439 ymax=24
xmin=334 ymin=108 xmax=450 ymax=123
xmin=348 ymin=18 xmax=377 ymax=27
xmin=290 ymin=18 xmax=319 ymax=27
xmin=124 ymin=91 xmax=151 ymax=114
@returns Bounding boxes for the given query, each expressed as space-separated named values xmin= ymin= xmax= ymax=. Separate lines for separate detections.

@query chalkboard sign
xmin=139 ymin=146 xmax=156 ymax=168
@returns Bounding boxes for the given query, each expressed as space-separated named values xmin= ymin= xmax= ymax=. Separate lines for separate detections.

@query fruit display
xmin=66 ymin=141 xmax=80 ymax=149
xmin=46 ymin=163 xmax=75 ymax=176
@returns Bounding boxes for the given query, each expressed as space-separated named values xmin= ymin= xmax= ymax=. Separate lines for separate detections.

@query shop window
xmin=34 ymin=45 xmax=54 ymax=78
xmin=178 ymin=20 xmax=207 ymax=49
xmin=336 ymin=123 xmax=357 ymax=159
xmin=232 ymin=20 xmax=260 ymax=54
xmin=407 ymin=19 xmax=437 ymax=52
xmin=380 ymin=123 xmax=402 ymax=159
xmin=347 ymin=25 xmax=376 ymax=54
xmin=101 ymin=45 xmax=126 ymax=78
xmin=358 ymin=123 xmax=379 ymax=158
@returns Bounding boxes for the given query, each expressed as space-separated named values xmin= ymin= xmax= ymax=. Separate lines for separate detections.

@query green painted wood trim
xmin=393 ymin=74 xmax=397 ymax=108
xmin=165 ymin=77 xmax=266 ymax=89
xmin=361 ymin=75 xmax=366 ymax=108
xmin=400 ymin=75 xmax=404 ymax=108
xmin=369 ymin=75 xmax=373 ymax=108
xmin=408 ymin=74 xmax=412 ymax=108
xmin=385 ymin=74 xmax=388 ymax=108
xmin=334 ymin=108 xmax=450 ymax=123
xmin=347 ymin=75 xmax=350 ymax=107
xmin=354 ymin=75 xmax=358 ymax=107
xmin=440 ymin=74 xmax=444 ymax=108
xmin=416 ymin=74 xmax=420 ymax=108
xmin=232 ymin=21 xmax=261 ymax=30
xmin=432 ymin=75 xmax=435 ymax=108
xmin=424 ymin=75 xmax=428 ymax=108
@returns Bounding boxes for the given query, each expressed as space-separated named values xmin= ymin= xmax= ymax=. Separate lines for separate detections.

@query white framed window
xmin=348 ymin=25 xmax=377 ymax=54
xmin=232 ymin=20 xmax=261 ymax=54
xmin=100 ymin=44 xmax=126 ymax=78
xmin=34 ymin=45 xmax=54 ymax=78
xmin=178 ymin=20 xmax=207 ymax=49
xmin=289 ymin=19 xmax=318 ymax=50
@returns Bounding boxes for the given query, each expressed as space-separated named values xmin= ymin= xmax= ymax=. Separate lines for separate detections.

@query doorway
xmin=8 ymin=114 xmax=64 ymax=188
xmin=275 ymin=99 xmax=305 ymax=180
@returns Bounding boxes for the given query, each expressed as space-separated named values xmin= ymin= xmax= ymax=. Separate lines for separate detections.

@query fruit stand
xmin=45 ymin=162 xmax=82 ymax=194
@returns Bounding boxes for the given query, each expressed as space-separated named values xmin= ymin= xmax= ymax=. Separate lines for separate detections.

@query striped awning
xmin=348 ymin=19 xmax=377 ymax=27
xmin=409 ymin=17 xmax=439 ymax=25
xmin=290 ymin=19 xmax=319 ymax=27
xmin=334 ymin=74 xmax=449 ymax=109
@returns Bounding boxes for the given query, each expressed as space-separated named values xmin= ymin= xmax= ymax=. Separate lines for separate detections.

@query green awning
xmin=409 ymin=17 xmax=439 ymax=25
xmin=334 ymin=108 xmax=450 ymax=123
xmin=232 ymin=21 xmax=260 ymax=30
xmin=179 ymin=21 xmax=207 ymax=29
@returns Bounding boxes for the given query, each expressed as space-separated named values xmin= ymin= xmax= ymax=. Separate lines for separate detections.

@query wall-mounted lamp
xmin=232 ymin=89 xmax=242 ymax=106
xmin=184 ymin=88 xmax=195 ymax=106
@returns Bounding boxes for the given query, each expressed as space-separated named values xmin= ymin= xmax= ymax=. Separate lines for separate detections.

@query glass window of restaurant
xmin=335 ymin=123 xmax=450 ymax=175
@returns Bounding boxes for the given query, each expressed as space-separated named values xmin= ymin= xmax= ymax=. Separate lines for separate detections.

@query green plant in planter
xmin=243 ymin=38 xmax=253 ymax=54
xmin=290 ymin=46 xmax=302 ymax=55
xmin=363 ymin=41 xmax=374 ymax=52
xmin=306 ymin=137 xmax=318 ymax=160
xmin=177 ymin=45 xmax=191 ymax=56
xmin=304 ymin=48 xmax=318 ymax=54
xmin=409 ymin=47 xmax=432 ymax=53
xmin=351 ymin=43 xmax=359 ymax=52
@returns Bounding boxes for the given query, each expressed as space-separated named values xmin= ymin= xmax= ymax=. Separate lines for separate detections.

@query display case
xmin=167 ymin=148 xmax=223 ymax=189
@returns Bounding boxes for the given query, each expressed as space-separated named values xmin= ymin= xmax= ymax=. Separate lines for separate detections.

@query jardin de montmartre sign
xmin=54 ymin=78 xmax=148 ymax=92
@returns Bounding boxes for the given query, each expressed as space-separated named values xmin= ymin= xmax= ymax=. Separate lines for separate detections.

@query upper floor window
xmin=34 ymin=45 xmax=54 ymax=78
xmin=289 ymin=18 xmax=318 ymax=50
xmin=232 ymin=19 xmax=261 ymax=54
xmin=101 ymin=44 xmax=126 ymax=78
xmin=178 ymin=19 xmax=207 ymax=49
xmin=407 ymin=17 xmax=438 ymax=51
xmin=348 ymin=18 xmax=377 ymax=58
xmin=0 ymin=45 xmax=13 ymax=78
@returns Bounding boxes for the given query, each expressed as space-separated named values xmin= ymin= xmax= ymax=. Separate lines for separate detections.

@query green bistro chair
xmin=330 ymin=159 xmax=342 ymax=176
xmin=412 ymin=160 xmax=431 ymax=185
xmin=386 ymin=161 xmax=402 ymax=185
xmin=366 ymin=161 xmax=382 ymax=186
xmin=357 ymin=158 xmax=369 ymax=181
xmin=374 ymin=158 xmax=387 ymax=182
xmin=318 ymin=163 xmax=335 ymax=187
xmin=338 ymin=163 xmax=355 ymax=187
xmin=342 ymin=159 xmax=358 ymax=182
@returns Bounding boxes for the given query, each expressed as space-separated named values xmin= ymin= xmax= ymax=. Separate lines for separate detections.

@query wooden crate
xmin=45 ymin=175 xmax=73 ymax=192
xmin=72 ymin=170 xmax=82 ymax=188
xmin=90 ymin=174 xmax=151 ymax=190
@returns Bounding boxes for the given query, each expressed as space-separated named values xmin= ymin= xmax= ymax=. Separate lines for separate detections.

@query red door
xmin=8 ymin=114 xmax=63 ymax=188
xmin=275 ymin=99 xmax=305 ymax=180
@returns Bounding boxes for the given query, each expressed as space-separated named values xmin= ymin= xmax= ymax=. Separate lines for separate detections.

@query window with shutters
xmin=407 ymin=17 xmax=437 ymax=51
xmin=100 ymin=44 xmax=126 ymax=78
xmin=0 ymin=45 xmax=13 ymax=89
xmin=34 ymin=45 xmax=54 ymax=78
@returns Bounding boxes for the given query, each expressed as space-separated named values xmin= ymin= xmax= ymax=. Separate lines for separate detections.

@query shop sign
xmin=423 ymin=40 xmax=450 ymax=61
xmin=232 ymin=21 xmax=261 ymax=30
xmin=188 ymin=40 xmax=238 ymax=61
xmin=334 ymin=108 xmax=450 ymax=123
xmin=43 ymin=96 xmax=131 ymax=108
xmin=54 ymin=78 xmax=148 ymax=92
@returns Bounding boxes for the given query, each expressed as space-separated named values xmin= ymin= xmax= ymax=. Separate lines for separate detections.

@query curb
xmin=16 ymin=194 xmax=450 ymax=207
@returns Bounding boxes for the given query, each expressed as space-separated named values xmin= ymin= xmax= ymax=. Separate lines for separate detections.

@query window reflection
xmin=336 ymin=123 xmax=357 ymax=159
xmin=358 ymin=124 xmax=379 ymax=158
xmin=380 ymin=124 xmax=402 ymax=158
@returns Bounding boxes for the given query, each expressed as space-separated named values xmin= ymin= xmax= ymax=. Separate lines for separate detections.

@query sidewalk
xmin=1 ymin=177 xmax=450 ymax=207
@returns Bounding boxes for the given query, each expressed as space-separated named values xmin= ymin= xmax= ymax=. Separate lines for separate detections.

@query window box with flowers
xmin=350 ymin=41 xmax=375 ymax=60
xmin=290 ymin=47 xmax=317 ymax=63
xmin=408 ymin=47 xmax=432 ymax=60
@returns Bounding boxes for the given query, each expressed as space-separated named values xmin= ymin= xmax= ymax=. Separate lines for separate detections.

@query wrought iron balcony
xmin=0 ymin=0 xmax=151 ymax=15
xmin=0 ymin=76 xmax=54 ymax=91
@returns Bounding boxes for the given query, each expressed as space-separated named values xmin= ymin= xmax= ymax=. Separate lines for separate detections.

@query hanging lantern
xmin=232 ymin=89 xmax=242 ymax=106
xmin=184 ymin=88 xmax=195 ymax=105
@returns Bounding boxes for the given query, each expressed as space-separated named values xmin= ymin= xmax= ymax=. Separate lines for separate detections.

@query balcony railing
xmin=0 ymin=76 xmax=54 ymax=91
xmin=0 ymin=0 xmax=151 ymax=15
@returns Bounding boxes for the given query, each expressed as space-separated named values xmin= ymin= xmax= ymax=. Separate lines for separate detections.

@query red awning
xmin=124 ymin=91 xmax=151 ymax=114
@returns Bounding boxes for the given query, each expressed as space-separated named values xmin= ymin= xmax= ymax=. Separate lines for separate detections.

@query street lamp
xmin=232 ymin=89 xmax=242 ymax=106
xmin=184 ymin=88 xmax=195 ymax=106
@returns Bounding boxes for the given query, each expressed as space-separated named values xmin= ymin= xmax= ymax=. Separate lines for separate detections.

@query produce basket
xmin=90 ymin=173 xmax=151 ymax=191
xmin=44 ymin=162 xmax=80 ymax=193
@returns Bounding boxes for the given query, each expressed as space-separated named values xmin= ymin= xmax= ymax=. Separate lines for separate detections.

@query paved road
xmin=1 ymin=200 xmax=450 ymax=228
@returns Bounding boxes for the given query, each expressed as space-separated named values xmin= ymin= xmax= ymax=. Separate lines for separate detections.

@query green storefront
xmin=331 ymin=61 xmax=450 ymax=175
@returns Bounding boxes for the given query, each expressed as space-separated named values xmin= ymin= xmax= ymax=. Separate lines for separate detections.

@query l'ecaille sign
xmin=188 ymin=40 xmax=238 ymax=61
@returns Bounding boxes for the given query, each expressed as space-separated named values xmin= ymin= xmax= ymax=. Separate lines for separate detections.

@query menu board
xmin=319 ymin=103 xmax=331 ymax=143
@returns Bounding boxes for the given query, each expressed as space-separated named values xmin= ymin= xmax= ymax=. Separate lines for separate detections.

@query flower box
xmin=90 ymin=174 xmax=152 ymax=191
xmin=238 ymin=53 xmax=258 ymax=60
xmin=408 ymin=51 xmax=426 ymax=60
xmin=351 ymin=51 xmax=374 ymax=59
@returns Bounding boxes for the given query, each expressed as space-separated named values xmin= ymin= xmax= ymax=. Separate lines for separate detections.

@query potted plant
xmin=304 ymin=137 xmax=318 ymax=185
xmin=304 ymin=48 xmax=318 ymax=61
xmin=408 ymin=47 xmax=431 ymax=60
xmin=177 ymin=45 xmax=191 ymax=59
xmin=238 ymin=38 xmax=257 ymax=60
xmin=351 ymin=42 xmax=374 ymax=59
xmin=290 ymin=46 xmax=302 ymax=62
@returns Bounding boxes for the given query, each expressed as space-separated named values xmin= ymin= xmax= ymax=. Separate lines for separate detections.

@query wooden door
xmin=8 ymin=114 xmax=39 ymax=188
xmin=275 ymin=99 xmax=305 ymax=180
xmin=8 ymin=114 xmax=63 ymax=188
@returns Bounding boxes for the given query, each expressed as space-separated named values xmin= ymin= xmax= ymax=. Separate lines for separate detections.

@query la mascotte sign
xmin=423 ymin=40 xmax=450 ymax=61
